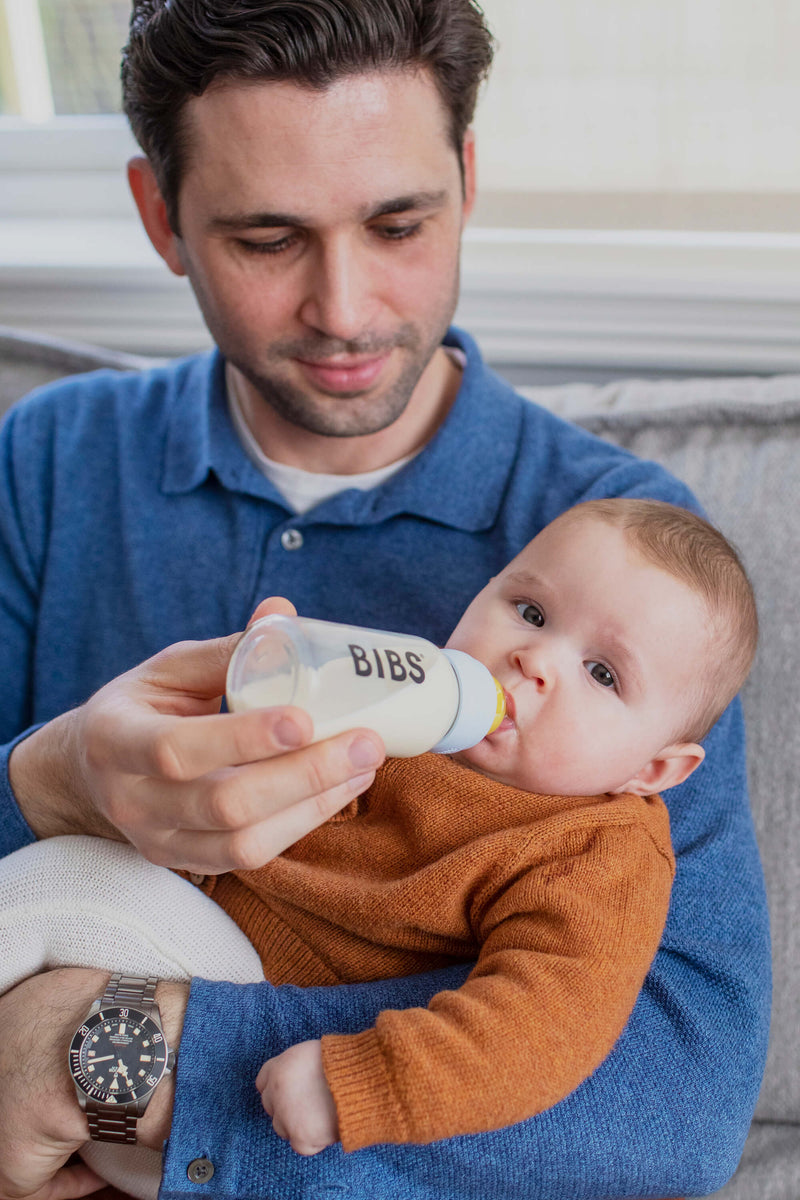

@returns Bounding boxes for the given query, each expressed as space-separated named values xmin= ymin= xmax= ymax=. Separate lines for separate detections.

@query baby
xmin=227 ymin=497 xmax=756 ymax=1153
xmin=0 ymin=498 xmax=758 ymax=1188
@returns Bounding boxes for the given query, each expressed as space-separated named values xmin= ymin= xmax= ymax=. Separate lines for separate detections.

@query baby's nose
xmin=515 ymin=648 xmax=552 ymax=689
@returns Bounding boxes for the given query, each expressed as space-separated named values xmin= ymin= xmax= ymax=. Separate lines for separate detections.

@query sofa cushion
xmin=0 ymin=325 xmax=158 ymax=417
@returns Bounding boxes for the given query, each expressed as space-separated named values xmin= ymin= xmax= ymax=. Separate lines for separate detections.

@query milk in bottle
xmin=226 ymin=614 xmax=505 ymax=756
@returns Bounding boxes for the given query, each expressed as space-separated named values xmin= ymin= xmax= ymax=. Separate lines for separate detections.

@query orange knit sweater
xmin=199 ymin=754 xmax=675 ymax=1151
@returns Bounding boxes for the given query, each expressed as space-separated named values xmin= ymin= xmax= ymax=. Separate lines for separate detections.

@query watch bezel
xmin=68 ymin=1004 xmax=169 ymax=1106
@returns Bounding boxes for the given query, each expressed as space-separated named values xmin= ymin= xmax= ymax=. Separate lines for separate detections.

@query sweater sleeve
xmin=319 ymin=804 xmax=675 ymax=1150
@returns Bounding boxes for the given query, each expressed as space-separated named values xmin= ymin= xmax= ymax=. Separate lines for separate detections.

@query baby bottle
xmin=226 ymin=614 xmax=506 ymax=757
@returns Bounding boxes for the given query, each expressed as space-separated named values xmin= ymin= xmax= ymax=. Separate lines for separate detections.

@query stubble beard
xmin=229 ymin=317 xmax=446 ymax=438
xmin=241 ymin=354 xmax=414 ymax=436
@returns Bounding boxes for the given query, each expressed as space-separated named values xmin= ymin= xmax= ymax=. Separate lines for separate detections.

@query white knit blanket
xmin=0 ymin=835 xmax=265 ymax=1199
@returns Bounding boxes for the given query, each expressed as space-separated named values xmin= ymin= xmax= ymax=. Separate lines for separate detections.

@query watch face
xmin=69 ymin=1006 xmax=168 ymax=1105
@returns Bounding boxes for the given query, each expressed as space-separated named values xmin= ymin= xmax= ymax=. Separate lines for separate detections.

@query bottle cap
xmin=433 ymin=649 xmax=507 ymax=754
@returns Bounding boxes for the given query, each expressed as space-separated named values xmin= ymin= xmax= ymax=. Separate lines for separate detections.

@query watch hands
xmin=116 ymin=1058 xmax=134 ymax=1083
xmin=87 ymin=1055 xmax=115 ymax=1063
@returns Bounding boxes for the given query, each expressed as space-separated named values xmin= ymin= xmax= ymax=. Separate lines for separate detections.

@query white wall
xmin=474 ymin=0 xmax=800 ymax=222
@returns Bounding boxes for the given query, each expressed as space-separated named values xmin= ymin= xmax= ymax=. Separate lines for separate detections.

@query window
xmin=0 ymin=0 xmax=129 ymax=119
xmin=0 ymin=0 xmax=137 ymax=225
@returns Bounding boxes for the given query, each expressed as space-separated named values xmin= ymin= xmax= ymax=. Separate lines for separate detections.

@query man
xmin=0 ymin=2 xmax=769 ymax=1198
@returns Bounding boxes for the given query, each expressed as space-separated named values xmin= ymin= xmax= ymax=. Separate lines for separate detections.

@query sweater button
xmin=280 ymin=528 xmax=304 ymax=551
xmin=186 ymin=1157 xmax=215 ymax=1183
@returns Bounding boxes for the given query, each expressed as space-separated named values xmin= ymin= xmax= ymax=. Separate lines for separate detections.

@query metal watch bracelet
xmin=84 ymin=973 xmax=160 ymax=1144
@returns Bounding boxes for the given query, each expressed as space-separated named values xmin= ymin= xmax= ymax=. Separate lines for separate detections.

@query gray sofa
xmin=0 ymin=324 xmax=797 ymax=1198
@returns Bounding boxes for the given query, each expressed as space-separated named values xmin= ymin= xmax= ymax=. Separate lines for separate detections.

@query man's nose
xmin=298 ymin=236 xmax=377 ymax=341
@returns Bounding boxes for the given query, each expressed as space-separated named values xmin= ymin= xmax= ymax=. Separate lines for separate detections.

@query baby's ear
xmin=612 ymin=742 xmax=706 ymax=796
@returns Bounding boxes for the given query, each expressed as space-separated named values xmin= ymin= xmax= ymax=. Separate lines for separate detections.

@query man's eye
xmin=516 ymin=602 xmax=544 ymax=627
xmin=586 ymin=661 xmax=616 ymax=689
xmin=237 ymin=235 xmax=297 ymax=255
xmin=374 ymin=223 xmax=423 ymax=242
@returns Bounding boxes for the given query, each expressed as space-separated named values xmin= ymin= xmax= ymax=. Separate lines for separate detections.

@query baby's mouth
xmin=487 ymin=686 xmax=515 ymax=736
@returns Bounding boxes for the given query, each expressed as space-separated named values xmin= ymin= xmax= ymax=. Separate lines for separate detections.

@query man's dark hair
xmin=122 ymin=0 xmax=495 ymax=232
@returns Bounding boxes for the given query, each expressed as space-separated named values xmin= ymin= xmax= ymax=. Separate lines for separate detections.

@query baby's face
xmin=446 ymin=515 xmax=710 ymax=796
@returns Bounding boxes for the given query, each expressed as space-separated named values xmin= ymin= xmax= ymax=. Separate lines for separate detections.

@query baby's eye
xmin=516 ymin=602 xmax=544 ymax=627
xmin=586 ymin=661 xmax=616 ymax=689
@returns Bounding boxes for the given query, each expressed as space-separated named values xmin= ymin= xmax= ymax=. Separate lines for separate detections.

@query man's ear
xmin=460 ymin=129 xmax=477 ymax=225
xmin=127 ymin=156 xmax=186 ymax=277
xmin=612 ymin=742 xmax=706 ymax=796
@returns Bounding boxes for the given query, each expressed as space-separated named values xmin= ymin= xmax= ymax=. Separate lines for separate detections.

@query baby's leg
xmin=0 ymin=835 xmax=264 ymax=1200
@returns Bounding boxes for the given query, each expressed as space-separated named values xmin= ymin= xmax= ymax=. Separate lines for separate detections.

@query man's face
xmin=446 ymin=515 xmax=710 ymax=797
xmin=166 ymin=70 xmax=472 ymax=440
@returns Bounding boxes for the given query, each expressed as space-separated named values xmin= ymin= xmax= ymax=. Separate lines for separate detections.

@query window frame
xmin=0 ymin=115 xmax=138 ymax=219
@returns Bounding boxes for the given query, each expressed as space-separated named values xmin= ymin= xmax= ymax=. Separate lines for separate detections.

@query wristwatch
xmin=68 ymin=973 xmax=176 ymax=1143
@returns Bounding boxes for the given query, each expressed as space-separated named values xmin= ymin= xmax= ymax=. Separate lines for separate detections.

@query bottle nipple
xmin=488 ymin=678 xmax=507 ymax=733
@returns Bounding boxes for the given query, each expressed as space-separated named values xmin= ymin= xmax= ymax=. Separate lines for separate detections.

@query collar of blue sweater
xmin=161 ymin=326 xmax=524 ymax=533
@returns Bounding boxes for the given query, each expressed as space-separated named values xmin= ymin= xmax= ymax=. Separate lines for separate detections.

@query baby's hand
xmin=256 ymin=1039 xmax=339 ymax=1156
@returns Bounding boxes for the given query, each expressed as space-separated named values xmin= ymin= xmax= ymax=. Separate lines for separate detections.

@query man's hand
xmin=0 ymin=969 xmax=187 ymax=1200
xmin=9 ymin=598 xmax=385 ymax=874
xmin=256 ymin=1040 xmax=339 ymax=1156
xmin=0 ymin=968 xmax=108 ymax=1200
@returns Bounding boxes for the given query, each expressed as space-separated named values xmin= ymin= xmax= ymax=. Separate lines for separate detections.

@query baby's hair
xmin=557 ymin=498 xmax=758 ymax=742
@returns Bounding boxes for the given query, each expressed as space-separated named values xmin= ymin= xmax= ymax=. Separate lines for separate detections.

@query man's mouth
xmin=294 ymin=351 xmax=392 ymax=394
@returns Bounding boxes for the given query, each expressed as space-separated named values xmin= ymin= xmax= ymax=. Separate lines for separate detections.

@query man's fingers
xmin=0 ymin=1161 xmax=107 ymax=1200
xmin=123 ymin=726 xmax=383 ymax=834
xmin=138 ymin=601 xmax=299 ymax=702
xmin=148 ymin=705 xmax=319 ymax=781
xmin=92 ymin=703 xmax=315 ymax=782
xmin=139 ymin=633 xmax=245 ymax=700
xmin=42 ymin=1163 xmax=108 ymax=1200
xmin=155 ymin=769 xmax=377 ymax=872
xmin=186 ymin=731 xmax=383 ymax=829
xmin=232 ymin=772 xmax=377 ymax=863
xmin=247 ymin=595 xmax=297 ymax=627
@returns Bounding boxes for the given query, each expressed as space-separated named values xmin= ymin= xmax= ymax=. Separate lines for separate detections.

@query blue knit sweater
xmin=0 ymin=329 xmax=770 ymax=1198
